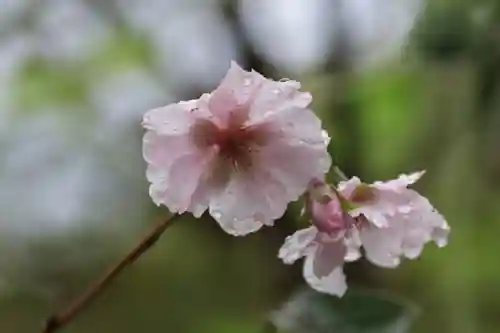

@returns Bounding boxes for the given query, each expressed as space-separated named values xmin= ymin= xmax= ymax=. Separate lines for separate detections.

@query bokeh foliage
xmin=1 ymin=1 xmax=500 ymax=333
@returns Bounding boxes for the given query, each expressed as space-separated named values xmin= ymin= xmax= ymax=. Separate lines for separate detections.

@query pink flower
xmin=142 ymin=61 xmax=331 ymax=235
xmin=339 ymin=171 xmax=450 ymax=267
xmin=278 ymin=191 xmax=360 ymax=297
xmin=278 ymin=172 xmax=450 ymax=297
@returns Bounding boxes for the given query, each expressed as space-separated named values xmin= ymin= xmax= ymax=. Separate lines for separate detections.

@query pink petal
xmin=187 ymin=178 xmax=214 ymax=218
xmin=359 ymin=224 xmax=402 ymax=268
xmin=374 ymin=170 xmax=426 ymax=191
xmin=143 ymin=131 xmax=197 ymax=207
xmin=248 ymin=79 xmax=312 ymax=121
xmin=344 ymin=229 xmax=362 ymax=262
xmin=149 ymin=181 xmax=168 ymax=207
xmin=208 ymin=61 xmax=265 ymax=126
xmin=338 ymin=177 xmax=362 ymax=198
xmin=142 ymin=101 xmax=195 ymax=135
xmin=143 ymin=131 xmax=194 ymax=170
xmin=257 ymin=138 xmax=331 ymax=201
xmin=353 ymin=208 xmax=389 ymax=228
xmin=311 ymin=196 xmax=345 ymax=233
xmin=432 ymin=223 xmax=450 ymax=248
xmin=279 ymin=227 xmax=318 ymax=264
xmin=208 ymin=169 xmax=289 ymax=236
xmin=303 ymin=239 xmax=347 ymax=297
xmin=255 ymin=107 xmax=327 ymax=151
xmin=162 ymin=147 xmax=217 ymax=214
xmin=312 ymin=239 xmax=346 ymax=278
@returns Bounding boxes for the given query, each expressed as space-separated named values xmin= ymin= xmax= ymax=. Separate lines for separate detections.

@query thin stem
xmin=332 ymin=166 xmax=349 ymax=182
xmin=41 ymin=214 xmax=182 ymax=333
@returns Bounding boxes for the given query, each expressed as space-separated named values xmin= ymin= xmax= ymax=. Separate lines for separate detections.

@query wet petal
xmin=278 ymin=227 xmax=318 ymax=264
xmin=374 ymin=170 xmax=426 ymax=192
xmin=208 ymin=170 xmax=288 ymax=236
xmin=248 ymin=79 xmax=312 ymax=120
xmin=208 ymin=61 xmax=264 ymax=126
xmin=344 ymin=228 xmax=362 ymax=262
xmin=359 ymin=224 xmax=402 ymax=268
xmin=338 ymin=177 xmax=362 ymax=198
xmin=303 ymin=240 xmax=347 ymax=297
xmin=257 ymin=135 xmax=331 ymax=202
xmin=142 ymin=100 xmax=195 ymax=135
xmin=142 ymin=131 xmax=194 ymax=170
xmin=161 ymin=148 xmax=217 ymax=213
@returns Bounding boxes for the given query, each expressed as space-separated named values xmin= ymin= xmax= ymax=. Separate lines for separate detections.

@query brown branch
xmin=41 ymin=214 xmax=182 ymax=333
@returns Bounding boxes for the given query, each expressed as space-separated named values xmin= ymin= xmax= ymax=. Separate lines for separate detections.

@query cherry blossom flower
xmin=143 ymin=61 xmax=331 ymax=235
xmin=278 ymin=186 xmax=359 ymax=297
xmin=339 ymin=171 xmax=450 ymax=268
xmin=278 ymin=172 xmax=450 ymax=297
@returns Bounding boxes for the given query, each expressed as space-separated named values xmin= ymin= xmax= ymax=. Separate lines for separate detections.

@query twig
xmin=41 ymin=214 xmax=182 ymax=333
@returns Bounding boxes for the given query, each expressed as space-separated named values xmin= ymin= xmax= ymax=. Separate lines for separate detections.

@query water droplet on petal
xmin=212 ymin=210 xmax=223 ymax=220
xmin=321 ymin=130 xmax=331 ymax=146
xmin=243 ymin=78 xmax=252 ymax=86
xmin=272 ymin=88 xmax=281 ymax=94
xmin=399 ymin=205 xmax=412 ymax=214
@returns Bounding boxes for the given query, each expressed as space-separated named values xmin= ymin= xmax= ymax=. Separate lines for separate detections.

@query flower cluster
xmin=278 ymin=173 xmax=449 ymax=296
xmin=142 ymin=61 xmax=449 ymax=296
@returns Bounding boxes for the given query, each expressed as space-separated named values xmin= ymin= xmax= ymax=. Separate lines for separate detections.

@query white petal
xmin=278 ymin=227 xmax=318 ymax=264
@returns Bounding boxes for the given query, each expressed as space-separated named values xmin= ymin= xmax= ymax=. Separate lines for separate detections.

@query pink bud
xmin=311 ymin=194 xmax=346 ymax=234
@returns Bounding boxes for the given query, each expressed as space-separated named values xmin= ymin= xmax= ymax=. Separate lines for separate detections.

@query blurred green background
xmin=1 ymin=0 xmax=499 ymax=332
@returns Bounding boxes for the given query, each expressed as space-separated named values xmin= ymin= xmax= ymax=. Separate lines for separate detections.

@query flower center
xmin=190 ymin=117 xmax=270 ymax=171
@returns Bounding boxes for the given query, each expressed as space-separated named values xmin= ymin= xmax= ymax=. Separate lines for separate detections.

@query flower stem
xmin=41 ymin=214 xmax=182 ymax=333
xmin=332 ymin=166 xmax=349 ymax=182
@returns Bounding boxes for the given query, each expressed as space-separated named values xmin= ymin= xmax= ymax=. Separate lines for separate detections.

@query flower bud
xmin=310 ymin=192 xmax=345 ymax=234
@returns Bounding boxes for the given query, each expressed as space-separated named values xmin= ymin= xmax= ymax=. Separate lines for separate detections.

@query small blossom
xmin=279 ymin=189 xmax=359 ymax=297
xmin=143 ymin=61 xmax=331 ymax=235
xmin=339 ymin=171 xmax=450 ymax=267
xmin=279 ymin=172 xmax=450 ymax=297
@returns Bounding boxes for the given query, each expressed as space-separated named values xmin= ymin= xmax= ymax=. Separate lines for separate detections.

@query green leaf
xmin=270 ymin=288 xmax=419 ymax=333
